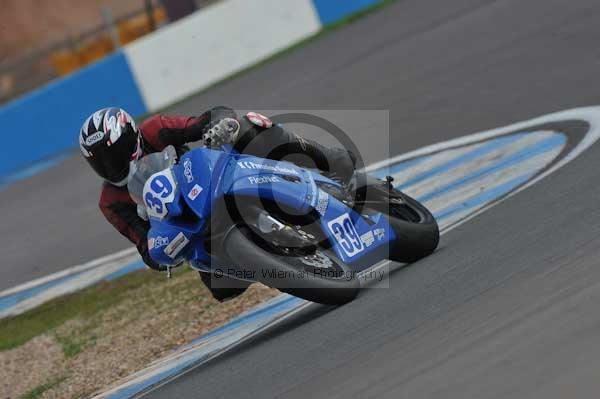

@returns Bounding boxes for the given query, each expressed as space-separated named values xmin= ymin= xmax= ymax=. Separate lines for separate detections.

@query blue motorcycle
xmin=128 ymin=144 xmax=439 ymax=305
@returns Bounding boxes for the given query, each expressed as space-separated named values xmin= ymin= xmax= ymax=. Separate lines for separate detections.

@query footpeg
xmin=385 ymin=175 xmax=395 ymax=189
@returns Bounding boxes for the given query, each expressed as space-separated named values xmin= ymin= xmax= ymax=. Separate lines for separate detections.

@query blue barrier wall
xmin=311 ymin=0 xmax=382 ymax=25
xmin=0 ymin=52 xmax=146 ymax=176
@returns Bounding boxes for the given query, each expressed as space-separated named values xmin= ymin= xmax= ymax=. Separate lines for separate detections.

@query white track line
xmin=402 ymin=131 xmax=559 ymax=199
xmin=0 ymin=248 xmax=138 ymax=299
xmin=367 ymin=106 xmax=600 ymax=233
xmin=0 ymin=249 xmax=142 ymax=319
xmin=420 ymin=138 xmax=564 ymax=212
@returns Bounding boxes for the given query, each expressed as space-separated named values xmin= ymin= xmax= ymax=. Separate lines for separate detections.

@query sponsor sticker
xmin=316 ymin=191 xmax=329 ymax=215
xmin=361 ymin=231 xmax=375 ymax=247
xmin=237 ymin=161 xmax=299 ymax=175
xmin=165 ymin=232 xmax=190 ymax=259
xmin=183 ymin=158 xmax=194 ymax=183
xmin=188 ymin=184 xmax=203 ymax=200
xmin=248 ymin=175 xmax=280 ymax=184
xmin=85 ymin=131 xmax=105 ymax=146
xmin=308 ymin=176 xmax=318 ymax=208
xmin=148 ymin=236 xmax=170 ymax=250
xmin=246 ymin=112 xmax=273 ymax=128
xmin=374 ymin=228 xmax=385 ymax=241
xmin=154 ymin=236 xmax=170 ymax=248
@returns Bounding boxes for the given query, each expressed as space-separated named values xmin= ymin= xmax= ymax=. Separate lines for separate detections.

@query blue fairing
xmin=173 ymin=148 xmax=224 ymax=220
xmin=223 ymin=157 xmax=314 ymax=214
xmin=146 ymin=146 xmax=397 ymax=271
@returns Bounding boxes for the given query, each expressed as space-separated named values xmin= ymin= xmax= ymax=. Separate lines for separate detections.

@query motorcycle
xmin=127 ymin=144 xmax=439 ymax=305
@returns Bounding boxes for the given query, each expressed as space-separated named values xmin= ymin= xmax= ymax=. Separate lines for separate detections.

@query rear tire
xmin=354 ymin=175 xmax=439 ymax=263
xmin=385 ymin=192 xmax=439 ymax=262
xmin=222 ymin=226 xmax=360 ymax=305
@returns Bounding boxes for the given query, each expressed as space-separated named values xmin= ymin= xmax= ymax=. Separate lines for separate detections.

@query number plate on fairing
xmin=143 ymin=168 xmax=177 ymax=220
xmin=327 ymin=213 xmax=364 ymax=258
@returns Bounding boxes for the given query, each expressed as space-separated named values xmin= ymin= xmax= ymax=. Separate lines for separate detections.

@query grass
xmin=0 ymin=267 xmax=192 ymax=352
xmin=3 ymin=268 xmax=279 ymax=399
xmin=55 ymin=328 xmax=97 ymax=358
xmin=20 ymin=376 xmax=67 ymax=399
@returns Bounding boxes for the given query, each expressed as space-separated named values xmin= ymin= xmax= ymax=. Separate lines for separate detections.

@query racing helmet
xmin=79 ymin=108 xmax=142 ymax=186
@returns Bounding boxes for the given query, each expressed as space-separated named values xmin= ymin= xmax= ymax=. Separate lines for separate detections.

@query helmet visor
xmin=86 ymin=132 xmax=139 ymax=184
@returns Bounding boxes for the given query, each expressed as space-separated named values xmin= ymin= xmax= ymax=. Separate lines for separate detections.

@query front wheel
xmin=222 ymin=226 xmax=360 ymax=305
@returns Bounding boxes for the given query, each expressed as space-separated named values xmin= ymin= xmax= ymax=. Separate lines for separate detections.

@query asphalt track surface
xmin=3 ymin=0 xmax=600 ymax=396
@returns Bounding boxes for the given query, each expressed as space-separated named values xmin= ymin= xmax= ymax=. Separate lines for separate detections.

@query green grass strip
xmin=0 ymin=268 xmax=180 ymax=351
xmin=20 ymin=376 xmax=67 ymax=399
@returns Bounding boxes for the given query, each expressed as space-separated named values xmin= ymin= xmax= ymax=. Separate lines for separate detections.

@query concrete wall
xmin=125 ymin=0 xmax=321 ymax=111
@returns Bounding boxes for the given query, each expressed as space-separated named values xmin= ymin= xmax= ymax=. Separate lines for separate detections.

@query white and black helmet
xmin=79 ymin=108 xmax=142 ymax=186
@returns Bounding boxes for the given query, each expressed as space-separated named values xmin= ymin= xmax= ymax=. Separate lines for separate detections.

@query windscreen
xmin=127 ymin=146 xmax=178 ymax=206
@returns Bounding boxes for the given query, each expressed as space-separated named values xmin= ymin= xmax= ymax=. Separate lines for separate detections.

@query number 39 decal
xmin=327 ymin=213 xmax=364 ymax=258
xmin=143 ymin=169 xmax=177 ymax=220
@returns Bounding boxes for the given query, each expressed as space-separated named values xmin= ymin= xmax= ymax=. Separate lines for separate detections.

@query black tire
xmin=222 ymin=226 xmax=360 ymax=305
xmin=354 ymin=175 xmax=439 ymax=263
xmin=385 ymin=192 xmax=439 ymax=262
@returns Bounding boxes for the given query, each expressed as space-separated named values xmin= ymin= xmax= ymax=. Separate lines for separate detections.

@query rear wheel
xmin=354 ymin=175 xmax=439 ymax=263
xmin=222 ymin=226 xmax=360 ymax=305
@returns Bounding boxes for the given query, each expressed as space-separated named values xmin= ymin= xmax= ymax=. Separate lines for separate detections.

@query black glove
xmin=137 ymin=241 xmax=167 ymax=272
xmin=157 ymin=106 xmax=238 ymax=148
xmin=202 ymin=118 xmax=241 ymax=147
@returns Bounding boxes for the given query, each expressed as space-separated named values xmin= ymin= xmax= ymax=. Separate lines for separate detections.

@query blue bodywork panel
xmin=145 ymin=146 xmax=396 ymax=272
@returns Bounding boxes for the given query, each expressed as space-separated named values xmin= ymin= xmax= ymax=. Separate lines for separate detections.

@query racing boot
xmin=235 ymin=120 xmax=358 ymax=185
xmin=198 ymin=271 xmax=251 ymax=302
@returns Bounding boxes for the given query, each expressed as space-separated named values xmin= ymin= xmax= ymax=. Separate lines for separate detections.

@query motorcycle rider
xmin=79 ymin=106 xmax=356 ymax=301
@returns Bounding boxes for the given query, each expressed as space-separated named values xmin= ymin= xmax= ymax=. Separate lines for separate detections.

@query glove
xmin=203 ymin=118 xmax=241 ymax=148
xmin=137 ymin=204 xmax=148 ymax=221
xmin=137 ymin=241 xmax=167 ymax=272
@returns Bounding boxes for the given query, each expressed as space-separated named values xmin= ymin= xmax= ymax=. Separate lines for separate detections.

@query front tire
xmin=222 ymin=226 xmax=360 ymax=305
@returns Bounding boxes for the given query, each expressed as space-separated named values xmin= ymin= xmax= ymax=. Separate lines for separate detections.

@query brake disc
xmin=300 ymin=251 xmax=334 ymax=269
